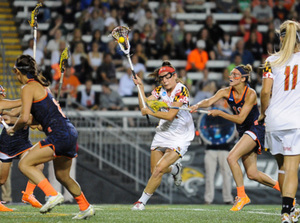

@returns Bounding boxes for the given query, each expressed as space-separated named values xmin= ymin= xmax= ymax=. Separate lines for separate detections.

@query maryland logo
xmin=174 ymin=87 xmax=189 ymax=102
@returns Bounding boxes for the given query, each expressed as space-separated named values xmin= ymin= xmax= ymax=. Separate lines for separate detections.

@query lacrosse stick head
xmin=29 ymin=2 xmax=43 ymax=27
xmin=110 ymin=26 xmax=131 ymax=55
xmin=59 ymin=47 xmax=70 ymax=73
xmin=146 ymin=100 xmax=168 ymax=113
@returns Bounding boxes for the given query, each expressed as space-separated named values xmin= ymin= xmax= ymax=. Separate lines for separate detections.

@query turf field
xmin=1 ymin=203 xmax=281 ymax=223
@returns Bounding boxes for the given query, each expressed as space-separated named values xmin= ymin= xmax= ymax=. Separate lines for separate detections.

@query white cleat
xmin=40 ymin=192 xmax=64 ymax=214
xmin=72 ymin=205 xmax=95 ymax=220
xmin=282 ymin=213 xmax=291 ymax=223
xmin=173 ymin=163 xmax=183 ymax=187
xmin=131 ymin=201 xmax=145 ymax=211
xmin=291 ymin=207 xmax=300 ymax=223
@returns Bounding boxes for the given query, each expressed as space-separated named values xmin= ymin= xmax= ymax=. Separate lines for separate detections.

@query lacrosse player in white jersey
xmin=131 ymin=60 xmax=195 ymax=210
xmin=258 ymin=20 xmax=300 ymax=223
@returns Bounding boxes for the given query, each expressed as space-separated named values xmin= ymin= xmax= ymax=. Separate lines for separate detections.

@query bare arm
xmin=209 ymin=89 xmax=257 ymax=124
xmin=258 ymin=77 xmax=273 ymax=122
xmin=142 ymin=101 xmax=182 ymax=121
xmin=0 ymin=99 xmax=21 ymax=110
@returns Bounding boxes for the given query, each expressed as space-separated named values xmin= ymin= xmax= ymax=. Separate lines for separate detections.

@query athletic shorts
xmin=40 ymin=122 xmax=78 ymax=158
xmin=265 ymin=128 xmax=300 ymax=156
xmin=151 ymin=134 xmax=190 ymax=157
xmin=242 ymin=122 xmax=265 ymax=154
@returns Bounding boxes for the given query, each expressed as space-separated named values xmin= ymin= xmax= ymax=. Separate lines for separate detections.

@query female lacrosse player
xmin=0 ymin=85 xmax=43 ymax=211
xmin=131 ymin=60 xmax=195 ymax=210
xmin=258 ymin=20 xmax=300 ymax=222
xmin=190 ymin=64 xmax=279 ymax=211
xmin=7 ymin=55 xmax=94 ymax=219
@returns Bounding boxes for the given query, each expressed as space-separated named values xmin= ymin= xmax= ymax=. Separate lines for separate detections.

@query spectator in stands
xmin=87 ymin=29 xmax=107 ymax=53
xmin=69 ymin=28 xmax=85 ymax=54
xmin=90 ymin=8 xmax=105 ymax=33
xmin=243 ymin=23 xmax=263 ymax=45
xmin=230 ymin=39 xmax=255 ymax=65
xmin=71 ymin=42 xmax=88 ymax=73
xmin=198 ymin=15 xmax=224 ymax=46
xmin=238 ymin=0 xmax=252 ymax=12
xmin=48 ymin=15 xmax=68 ymax=39
xmin=135 ymin=43 xmax=148 ymax=65
xmin=238 ymin=8 xmax=258 ymax=36
xmin=155 ymin=23 xmax=168 ymax=58
xmin=57 ymin=0 xmax=77 ymax=23
xmin=134 ymin=8 xmax=156 ymax=33
xmin=104 ymin=8 xmax=123 ymax=35
xmin=142 ymin=24 xmax=158 ymax=59
xmin=217 ymin=32 xmax=235 ymax=60
xmin=245 ymin=30 xmax=264 ymax=61
xmin=51 ymin=64 xmax=81 ymax=107
xmin=107 ymin=40 xmax=123 ymax=68
xmin=273 ymin=0 xmax=289 ymax=27
xmin=161 ymin=33 xmax=176 ymax=59
xmin=23 ymin=38 xmax=44 ymax=67
xmin=262 ymin=23 xmax=280 ymax=55
xmin=99 ymin=82 xmax=124 ymax=110
xmin=215 ymin=0 xmax=239 ymax=13
xmin=37 ymin=0 xmax=51 ymax=23
xmin=95 ymin=53 xmax=117 ymax=84
xmin=130 ymin=30 xmax=143 ymax=55
xmin=51 ymin=40 xmax=68 ymax=67
xmin=88 ymin=42 xmax=103 ymax=80
xmin=176 ymin=32 xmax=196 ymax=60
xmin=186 ymin=40 xmax=209 ymax=72
xmin=76 ymin=9 xmax=92 ymax=35
xmin=118 ymin=67 xmax=136 ymax=97
xmin=36 ymin=30 xmax=48 ymax=54
xmin=173 ymin=20 xmax=186 ymax=45
xmin=183 ymin=0 xmax=205 ymax=12
xmin=252 ymin=0 xmax=273 ymax=25
xmin=76 ymin=79 xmax=100 ymax=110
xmin=121 ymin=54 xmax=146 ymax=80
xmin=75 ymin=56 xmax=93 ymax=84
xmin=227 ymin=54 xmax=242 ymax=73
xmin=157 ymin=7 xmax=177 ymax=31
xmin=198 ymin=28 xmax=216 ymax=60
xmin=193 ymin=80 xmax=216 ymax=104
xmin=46 ymin=29 xmax=64 ymax=55
xmin=111 ymin=0 xmax=132 ymax=25
xmin=87 ymin=0 xmax=101 ymax=14
xmin=178 ymin=68 xmax=192 ymax=93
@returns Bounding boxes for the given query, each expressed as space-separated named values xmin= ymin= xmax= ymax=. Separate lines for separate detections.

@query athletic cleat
xmin=0 ymin=202 xmax=13 ymax=212
xmin=282 ymin=213 xmax=291 ymax=223
xmin=131 ymin=201 xmax=145 ymax=211
xmin=230 ymin=195 xmax=251 ymax=211
xmin=22 ymin=191 xmax=42 ymax=208
xmin=173 ymin=163 xmax=183 ymax=187
xmin=291 ymin=207 xmax=300 ymax=223
xmin=72 ymin=205 xmax=95 ymax=220
xmin=40 ymin=192 xmax=64 ymax=214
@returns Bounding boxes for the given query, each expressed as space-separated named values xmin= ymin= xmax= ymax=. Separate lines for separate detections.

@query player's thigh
xmin=150 ymin=150 xmax=163 ymax=172
xmin=20 ymin=143 xmax=54 ymax=166
xmin=228 ymin=134 xmax=257 ymax=161
xmin=0 ymin=161 xmax=12 ymax=184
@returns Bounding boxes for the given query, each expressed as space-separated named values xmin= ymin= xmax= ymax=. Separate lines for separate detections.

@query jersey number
xmin=284 ymin=65 xmax=298 ymax=91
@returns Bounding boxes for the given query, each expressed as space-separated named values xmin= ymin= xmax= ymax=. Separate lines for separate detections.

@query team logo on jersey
xmin=162 ymin=91 xmax=167 ymax=96
xmin=174 ymin=87 xmax=189 ymax=102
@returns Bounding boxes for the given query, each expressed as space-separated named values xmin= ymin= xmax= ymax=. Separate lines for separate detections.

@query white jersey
xmin=150 ymin=83 xmax=195 ymax=150
xmin=264 ymin=52 xmax=300 ymax=131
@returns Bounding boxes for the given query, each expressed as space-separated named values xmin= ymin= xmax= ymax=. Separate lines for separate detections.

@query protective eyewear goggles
xmin=158 ymin=72 xmax=175 ymax=81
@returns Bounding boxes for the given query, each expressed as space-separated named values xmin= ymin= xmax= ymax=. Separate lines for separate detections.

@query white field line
xmin=166 ymin=207 xmax=280 ymax=216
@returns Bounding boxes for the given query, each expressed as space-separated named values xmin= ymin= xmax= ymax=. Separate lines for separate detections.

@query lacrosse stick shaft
xmin=33 ymin=27 xmax=37 ymax=59
xmin=168 ymin=106 xmax=209 ymax=114
xmin=1 ymin=119 xmax=9 ymax=129
xmin=56 ymin=72 xmax=65 ymax=102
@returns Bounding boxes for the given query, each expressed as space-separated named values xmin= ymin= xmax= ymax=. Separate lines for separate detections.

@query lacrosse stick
xmin=0 ymin=115 xmax=9 ymax=129
xmin=146 ymin=100 xmax=209 ymax=114
xmin=57 ymin=47 xmax=70 ymax=102
xmin=28 ymin=2 xmax=42 ymax=60
xmin=110 ymin=26 xmax=151 ymax=125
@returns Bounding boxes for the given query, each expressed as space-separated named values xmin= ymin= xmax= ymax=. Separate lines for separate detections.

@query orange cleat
xmin=230 ymin=195 xmax=251 ymax=211
xmin=22 ymin=191 xmax=42 ymax=208
xmin=0 ymin=202 xmax=13 ymax=212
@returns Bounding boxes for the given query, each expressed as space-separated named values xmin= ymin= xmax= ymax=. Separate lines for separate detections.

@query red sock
xmin=24 ymin=181 xmax=36 ymax=194
xmin=237 ymin=186 xmax=247 ymax=198
xmin=75 ymin=192 xmax=90 ymax=211
xmin=37 ymin=178 xmax=57 ymax=197
xmin=273 ymin=181 xmax=281 ymax=192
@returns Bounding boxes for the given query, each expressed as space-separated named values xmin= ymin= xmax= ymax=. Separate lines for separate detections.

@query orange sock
xmin=273 ymin=181 xmax=281 ymax=192
xmin=74 ymin=192 xmax=90 ymax=211
xmin=24 ymin=181 xmax=36 ymax=194
xmin=237 ymin=186 xmax=247 ymax=198
xmin=37 ymin=178 xmax=57 ymax=197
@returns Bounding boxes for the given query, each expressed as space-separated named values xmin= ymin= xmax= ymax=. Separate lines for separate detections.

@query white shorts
xmin=265 ymin=129 xmax=300 ymax=156
xmin=150 ymin=134 xmax=190 ymax=157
